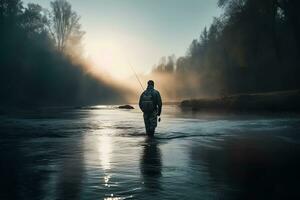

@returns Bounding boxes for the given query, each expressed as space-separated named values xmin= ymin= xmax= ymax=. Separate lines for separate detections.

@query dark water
xmin=0 ymin=105 xmax=300 ymax=200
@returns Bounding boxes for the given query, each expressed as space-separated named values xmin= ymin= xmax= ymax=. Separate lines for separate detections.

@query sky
xmin=23 ymin=0 xmax=221 ymax=79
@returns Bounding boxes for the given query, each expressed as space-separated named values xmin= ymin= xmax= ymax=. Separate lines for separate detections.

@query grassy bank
xmin=180 ymin=90 xmax=300 ymax=112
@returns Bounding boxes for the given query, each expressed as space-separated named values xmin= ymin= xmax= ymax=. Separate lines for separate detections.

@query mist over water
xmin=1 ymin=105 xmax=300 ymax=199
xmin=1 ymin=1 xmax=300 ymax=200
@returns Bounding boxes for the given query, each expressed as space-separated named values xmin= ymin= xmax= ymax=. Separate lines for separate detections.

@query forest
xmin=0 ymin=0 xmax=124 ymax=107
xmin=152 ymin=0 xmax=300 ymax=98
xmin=1 ymin=0 xmax=299 ymax=106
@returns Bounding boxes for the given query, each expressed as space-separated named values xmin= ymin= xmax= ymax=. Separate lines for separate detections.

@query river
xmin=0 ymin=105 xmax=300 ymax=199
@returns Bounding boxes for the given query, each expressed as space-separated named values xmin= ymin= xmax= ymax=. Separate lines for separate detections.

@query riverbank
xmin=180 ymin=90 xmax=300 ymax=112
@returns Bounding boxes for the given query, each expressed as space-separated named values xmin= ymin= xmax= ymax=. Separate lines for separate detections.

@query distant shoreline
xmin=180 ymin=90 xmax=300 ymax=113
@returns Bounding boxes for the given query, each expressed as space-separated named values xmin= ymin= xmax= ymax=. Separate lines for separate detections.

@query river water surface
xmin=1 ymin=105 xmax=300 ymax=199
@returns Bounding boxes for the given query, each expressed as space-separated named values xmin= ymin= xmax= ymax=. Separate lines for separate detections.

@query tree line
xmin=0 ymin=0 xmax=123 ymax=107
xmin=152 ymin=0 xmax=300 ymax=97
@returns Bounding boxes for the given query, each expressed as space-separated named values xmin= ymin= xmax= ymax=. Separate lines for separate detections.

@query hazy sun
xmin=84 ymin=33 xmax=145 ymax=80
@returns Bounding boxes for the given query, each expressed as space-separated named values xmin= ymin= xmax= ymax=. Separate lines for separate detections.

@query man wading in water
xmin=139 ymin=80 xmax=162 ymax=136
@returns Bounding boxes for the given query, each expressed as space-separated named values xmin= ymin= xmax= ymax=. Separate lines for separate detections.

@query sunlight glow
xmin=85 ymin=34 xmax=138 ymax=79
xmin=98 ymin=135 xmax=113 ymax=170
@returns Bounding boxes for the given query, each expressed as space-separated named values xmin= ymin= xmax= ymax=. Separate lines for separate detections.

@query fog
xmin=2 ymin=0 xmax=300 ymax=107
xmin=143 ymin=0 xmax=300 ymax=102
xmin=0 ymin=0 xmax=130 ymax=107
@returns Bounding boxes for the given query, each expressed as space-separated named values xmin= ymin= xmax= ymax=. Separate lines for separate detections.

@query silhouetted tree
xmin=278 ymin=0 xmax=300 ymax=52
xmin=165 ymin=55 xmax=175 ymax=73
xmin=152 ymin=0 xmax=300 ymax=98
xmin=0 ymin=0 xmax=124 ymax=107
xmin=21 ymin=4 xmax=48 ymax=34
xmin=47 ymin=0 xmax=84 ymax=52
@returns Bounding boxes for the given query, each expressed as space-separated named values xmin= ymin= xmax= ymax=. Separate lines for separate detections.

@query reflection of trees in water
xmin=56 ymin=138 xmax=84 ymax=200
xmin=140 ymin=138 xmax=162 ymax=192
xmin=0 ymin=137 xmax=85 ymax=200
xmin=190 ymin=135 xmax=300 ymax=200
xmin=0 ymin=140 xmax=46 ymax=200
xmin=0 ymin=111 xmax=86 ymax=200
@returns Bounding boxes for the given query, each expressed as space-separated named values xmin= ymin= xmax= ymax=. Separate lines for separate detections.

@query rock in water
xmin=118 ymin=105 xmax=134 ymax=109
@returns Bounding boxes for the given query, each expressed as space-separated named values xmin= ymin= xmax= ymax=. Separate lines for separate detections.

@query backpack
xmin=140 ymin=91 xmax=155 ymax=113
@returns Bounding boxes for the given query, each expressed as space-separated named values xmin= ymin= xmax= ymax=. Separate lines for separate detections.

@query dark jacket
xmin=139 ymin=85 xmax=162 ymax=116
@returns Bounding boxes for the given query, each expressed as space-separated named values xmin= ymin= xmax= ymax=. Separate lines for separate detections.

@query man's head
xmin=147 ymin=80 xmax=154 ymax=87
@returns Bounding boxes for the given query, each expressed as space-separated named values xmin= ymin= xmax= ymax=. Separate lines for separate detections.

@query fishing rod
xmin=127 ymin=60 xmax=144 ymax=91
xmin=127 ymin=60 xmax=161 ymax=123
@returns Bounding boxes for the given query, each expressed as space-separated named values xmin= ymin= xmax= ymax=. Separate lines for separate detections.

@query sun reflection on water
xmin=98 ymin=135 xmax=112 ymax=170
xmin=104 ymin=197 xmax=125 ymax=200
xmin=97 ymin=134 xmax=114 ymax=193
xmin=104 ymin=175 xmax=111 ymax=187
xmin=83 ymin=114 xmax=136 ymax=199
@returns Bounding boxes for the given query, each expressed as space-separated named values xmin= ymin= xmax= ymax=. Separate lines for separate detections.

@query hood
xmin=146 ymin=84 xmax=154 ymax=91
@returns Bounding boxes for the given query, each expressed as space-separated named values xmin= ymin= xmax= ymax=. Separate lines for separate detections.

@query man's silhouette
xmin=139 ymin=80 xmax=162 ymax=136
